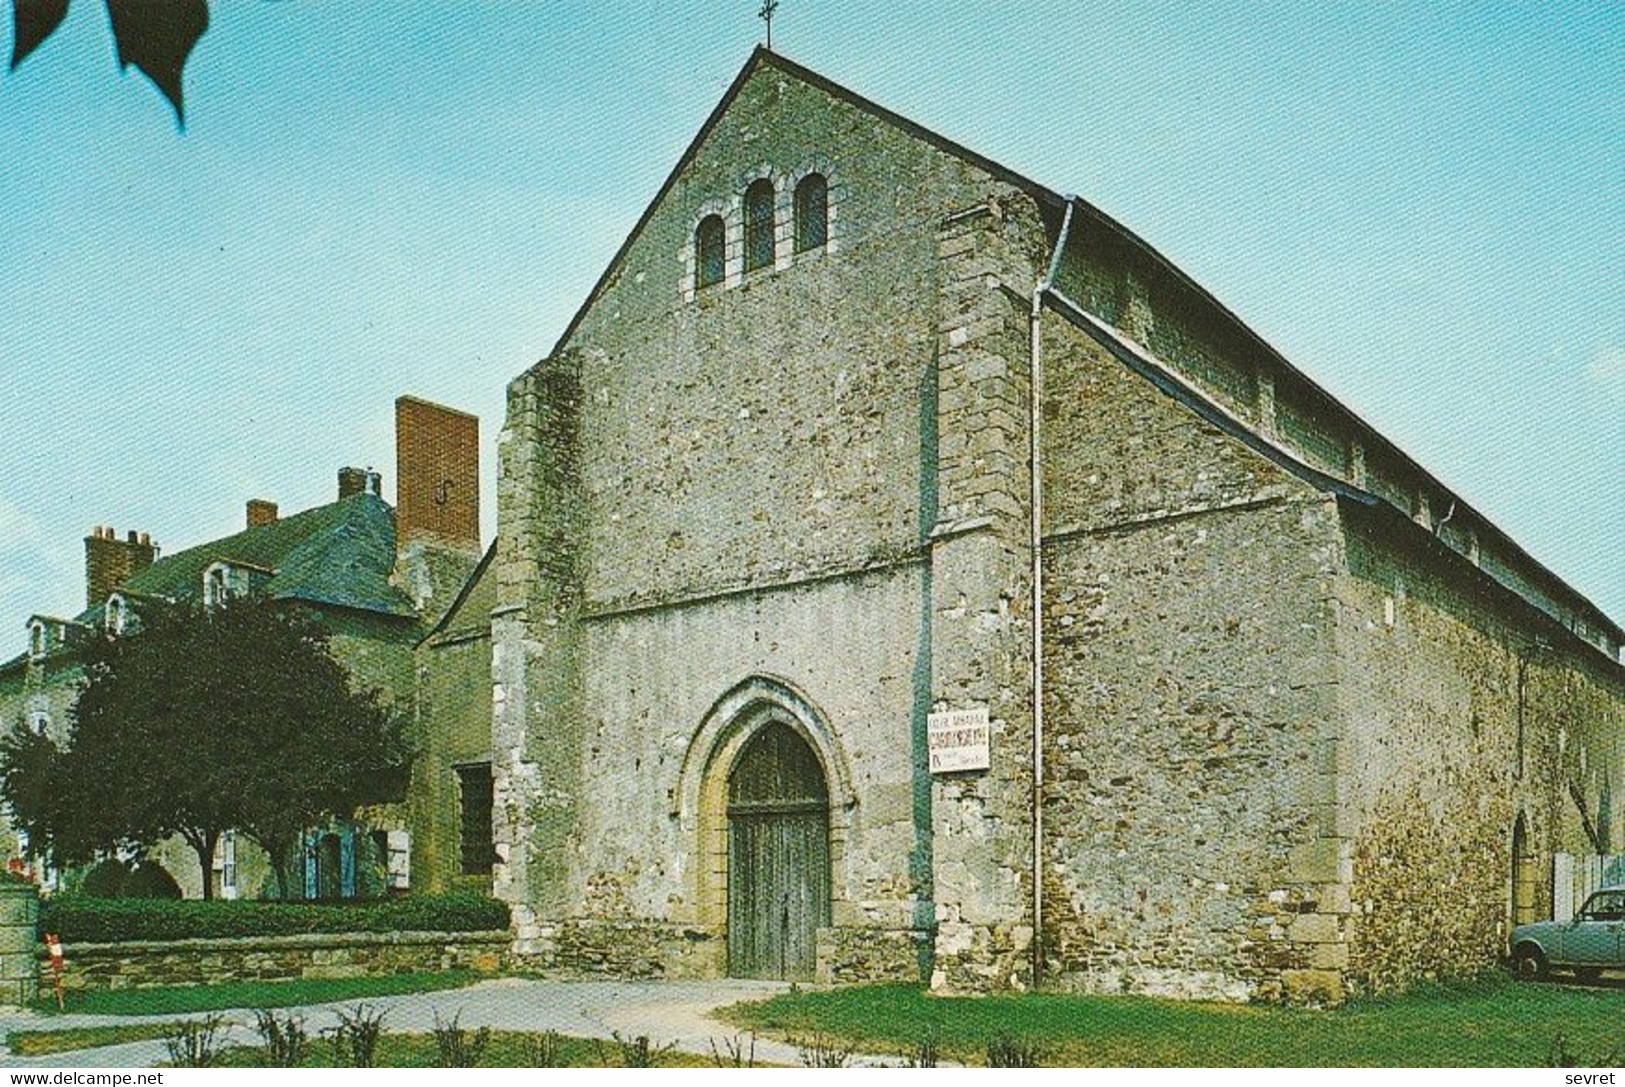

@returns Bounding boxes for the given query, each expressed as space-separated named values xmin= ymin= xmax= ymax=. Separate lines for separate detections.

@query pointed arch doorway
xmin=726 ymin=721 xmax=832 ymax=980
xmin=1511 ymin=814 xmax=1538 ymax=927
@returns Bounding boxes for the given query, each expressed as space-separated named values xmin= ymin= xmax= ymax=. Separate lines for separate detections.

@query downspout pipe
xmin=1029 ymin=195 xmax=1076 ymax=987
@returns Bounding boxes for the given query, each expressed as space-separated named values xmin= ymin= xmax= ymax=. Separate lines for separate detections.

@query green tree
xmin=0 ymin=598 xmax=410 ymax=898
xmin=10 ymin=0 xmax=210 ymax=123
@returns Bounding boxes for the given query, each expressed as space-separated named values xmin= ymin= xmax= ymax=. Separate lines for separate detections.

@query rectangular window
xmin=220 ymin=830 xmax=238 ymax=900
xmin=457 ymin=764 xmax=495 ymax=877
xmin=385 ymin=829 xmax=411 ymax=890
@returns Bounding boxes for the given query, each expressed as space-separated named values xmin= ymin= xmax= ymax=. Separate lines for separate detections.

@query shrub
xmin=431 ymin=1011 xmax=490 ymax=1068
xmin=253 ymin=1009 xmax=309 ymax=1068
xmin=599 ymin=1032 xmax=677 ymax=1068
xmin=985 ymin=1033 xmax=1044 ymax=1068
xmin=709 ymin=1033 xmax=759 ymax=1068
xmin=39 ymin=892 xmax=509 ymax=943
xmin=79 ymin=860 xmax=129 ymax=898
xmin=903 ymin=1034 xmax=940 ymax=1068
xmin=328 ymin=1004 xmax=387 ymax=1068
xmin=522 ymin=1030 xmax=564 ymax=1068
xmin=794 ymin=1032 xmax=853 ymax=1068
xmin=162 ymin=1015 xmax=227 ymax=1068
xmin=123 ymin=863 xmax=182 ymax=899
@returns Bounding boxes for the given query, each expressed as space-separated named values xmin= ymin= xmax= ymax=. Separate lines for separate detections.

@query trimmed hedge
xmin=79 ymin=860 xmax=183 ymax=899
xmin=40 ymin=892 xmax=510 ymax=944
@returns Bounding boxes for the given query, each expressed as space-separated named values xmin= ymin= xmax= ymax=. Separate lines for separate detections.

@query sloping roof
xmin=421 ymin=541 xmax=496 ymax=645
xmin=113 ymin=493 xmax=417 ymax=620
xmin=547 ymin=46 xmax=1618 ymax=656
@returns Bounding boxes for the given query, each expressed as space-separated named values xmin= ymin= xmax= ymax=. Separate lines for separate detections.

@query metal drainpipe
xmin=1029 ymin=196 xmax=1076 ymax=987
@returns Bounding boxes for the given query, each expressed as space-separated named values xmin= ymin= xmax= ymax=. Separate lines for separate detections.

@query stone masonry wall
xmin=496 ymin=56 xmax=1048 ymax=988
xmin=413 ymin=621 xmax=495 ymax=895
xmin=1334 ymin=502 xmax=1625 ymax=994
xmin=493 ymin=351 xmax=586 ymax=955
xmin=1037 ymin=312 xmax=1348 ymax=1004
xmin=46 ymin=930 xmax=509 ymax=992
xmin=928 ymin=195 xmax=1046 ymax=994
xmin=570 ymin=568 xmax=928 ymax=973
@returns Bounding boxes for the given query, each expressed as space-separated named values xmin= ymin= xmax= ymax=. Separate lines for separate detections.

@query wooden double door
xmin=726 ymin=722 xmax=831 ymax=980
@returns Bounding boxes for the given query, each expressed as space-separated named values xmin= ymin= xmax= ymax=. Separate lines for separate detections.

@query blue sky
xmin=1 ymin=2 xmax=1620 ymax=642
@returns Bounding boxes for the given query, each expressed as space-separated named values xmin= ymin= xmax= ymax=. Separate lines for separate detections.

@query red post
xmin=44 ymin=932 xmax=64 ymax=1010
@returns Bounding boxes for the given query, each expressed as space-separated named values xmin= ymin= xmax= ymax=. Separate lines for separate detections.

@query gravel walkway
xmin=0 ymin=976 xmax=871 ymax=1068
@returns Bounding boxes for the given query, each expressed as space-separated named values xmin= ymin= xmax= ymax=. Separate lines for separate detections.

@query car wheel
xmin=1512 ymin=945 xmax=1547 ymax=980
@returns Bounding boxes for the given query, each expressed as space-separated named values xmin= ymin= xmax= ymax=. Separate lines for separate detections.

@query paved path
xmin=0 ymin=977 xmax=899 ymax=1068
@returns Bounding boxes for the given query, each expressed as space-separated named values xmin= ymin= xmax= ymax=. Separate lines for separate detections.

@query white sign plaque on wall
xmin=928 ymin=706 xmax=991 ymax=773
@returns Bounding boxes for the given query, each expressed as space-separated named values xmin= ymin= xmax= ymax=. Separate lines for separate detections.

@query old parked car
xmin=1512 ymin=886 xmax=1625 ymax=981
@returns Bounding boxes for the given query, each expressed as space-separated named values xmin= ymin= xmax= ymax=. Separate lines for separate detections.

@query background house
xmin=0 ymin=396 xmax=488 ymax=900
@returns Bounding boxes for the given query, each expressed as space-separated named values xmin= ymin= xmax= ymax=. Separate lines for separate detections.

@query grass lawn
xmin=205 ymin=1031 xmax=714 ymax=1068
xmin=720 ymin=979 xmax=1625 ymax=1067
xmin=32 ymin=971 xmax=482 ymax=1018
xmin=7 ymin=1022 xmax=186 ymax=1057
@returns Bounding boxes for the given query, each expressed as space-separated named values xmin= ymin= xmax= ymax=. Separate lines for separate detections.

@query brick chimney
xmin=395 ymin=396 xmax=478 ymax=548
xmin=246 ymin=499 xmax=279 ymax=528
xmin=84 ymin=526 xmax=157 ymax=610
xmin=392 ymin=396 xmax=480 ymax=617
xmin=338 ymin=467 xmax=370 ymax=499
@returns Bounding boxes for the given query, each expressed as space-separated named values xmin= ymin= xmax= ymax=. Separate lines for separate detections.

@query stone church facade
xmin=485 ymin=50 xmax=1621 ymax=1003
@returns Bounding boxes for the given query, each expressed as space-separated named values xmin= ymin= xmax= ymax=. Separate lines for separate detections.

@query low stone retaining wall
xmin=41 ymin=929 xmax=510 ymax=991
xmin=515 ymin=918 xmax=929 ymax=985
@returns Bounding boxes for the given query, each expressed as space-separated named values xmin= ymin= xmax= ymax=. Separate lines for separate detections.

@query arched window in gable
xmin=794 ymin=173 xmax=828 ymax=253
xmin=695 ymin=214 xmax=725 ymax=289
xmin=744 ymin=178 xmax=775 ymax=272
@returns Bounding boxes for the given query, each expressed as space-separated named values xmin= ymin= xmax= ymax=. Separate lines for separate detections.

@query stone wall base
xmin=1044 ymin=962 xmax=1347 ymax=1006
xmin=44 ymin=930 xmax=510 ymax=992
xmin=516 ymin=919 xmax=932 ymax=985
xmin=817 ymin=926 xmax=929 ymax=985
xmin=1048 ymin=966 xmax=1257 ymax=1004
xmin=515 ymin=919 xmax=724 ymax=979
xmin=931 ymin=921 xmax=1034 ymax=994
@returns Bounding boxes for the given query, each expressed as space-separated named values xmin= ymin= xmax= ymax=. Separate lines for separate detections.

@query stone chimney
xmin=84 ymin=526 xmax=157 ymax=610
xmin=392 ymin=396 xmax=480 ymax=617
xmin=246 ymin=499 xmax=279 ymax=528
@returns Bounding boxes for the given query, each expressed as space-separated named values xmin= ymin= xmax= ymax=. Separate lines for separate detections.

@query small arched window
xmin=27 ymin=622 xmax=44 ymax=659
xmin=794 ymin=173 xmax=828 ymax=253
xmin=744 ymin=178 xmax=775 ymax=272
xmin=695 ymin=215 xmax=725 ymax=289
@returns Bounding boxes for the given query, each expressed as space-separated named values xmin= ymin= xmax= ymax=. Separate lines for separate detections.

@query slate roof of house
xmin=114 ymin=493 xmax=418 ymax=620
xmin=2 ymin=494 xmax=418 ymax=681
xmin=551 ymin=46 xmax=1620 ymax=660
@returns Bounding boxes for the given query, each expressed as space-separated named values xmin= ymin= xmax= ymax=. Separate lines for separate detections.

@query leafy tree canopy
xmin=0 ymin=597 xmax=410 ymax=898
xmin=10 ymin=0 xmax=210 ymax=123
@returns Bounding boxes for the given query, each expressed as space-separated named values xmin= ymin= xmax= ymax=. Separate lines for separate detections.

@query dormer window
xmin=744 ymin=178 xmax=775 ymax=272
xmin=202 ymin=560 xmax=271 ymax=606
xmin=106 ymin=594 xmax=127 ymax=635
xmin=204 ymin=564 xmax=233 ymax=608
xmin=695 ymin=214 xmax=725 ymax=289
xmin=794 ymin=173 xmax=828 ymax=252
